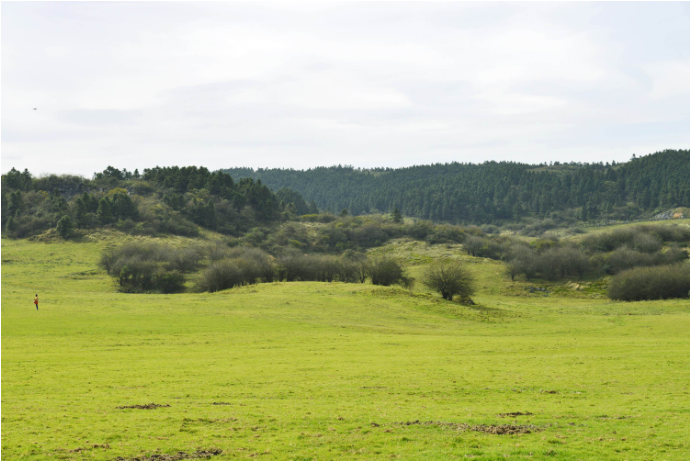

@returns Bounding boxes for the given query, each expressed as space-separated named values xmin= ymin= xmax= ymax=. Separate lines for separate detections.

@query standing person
xmin=34 ymin=294 xmax=38 ymax=310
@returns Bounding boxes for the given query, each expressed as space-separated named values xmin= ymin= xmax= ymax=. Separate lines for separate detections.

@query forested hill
xmin=224 ymin=149 xmax=690 ymax=224
xmin=1 ymin=165 xmax=308 ymax=239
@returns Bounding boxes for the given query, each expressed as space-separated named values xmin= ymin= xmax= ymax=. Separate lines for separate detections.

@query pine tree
xmin=8 ymin=191 xmax=23 ymax=217
xmin=56 ymin=215 xmax=74 ymax=238
xmin=74 ymin=198 xmax=88 ymax=228
xmin=392 ymin=207 xmax=403 ymax=223
xmin=97 ymin=198 xmax=114 ymax=224
xmin=6 ymin=215 xmax=16 ymax=233
xmin=111 ymin=192 xmax=138 ymax=220
xmin=205 ymin=200 xmax=217 ymax=229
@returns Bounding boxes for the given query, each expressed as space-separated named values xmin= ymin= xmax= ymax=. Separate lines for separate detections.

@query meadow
xmin=2 ymin=234 xmax=690 ymax=460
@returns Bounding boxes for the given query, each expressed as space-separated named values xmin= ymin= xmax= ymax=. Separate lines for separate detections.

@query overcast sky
xmin=2 ymin=2 xmax=690 ymax=176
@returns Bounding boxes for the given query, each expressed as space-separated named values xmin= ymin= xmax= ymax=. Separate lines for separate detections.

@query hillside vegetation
xmin=225 ymin=149 xmax=690 ymax=226
xmin=1 ymin=165 xmax=304 ymax=239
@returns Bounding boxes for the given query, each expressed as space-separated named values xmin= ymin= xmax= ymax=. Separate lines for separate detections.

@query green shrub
xmin=100 ymin=242 xmax=202 ymax=293
xmin=197 ymin=260 xmax=246 ymax=292
xmin=153 ymin=269 xmax=185 ymax=293
xmin=594 ymin=247 xmax=689 ymax=275
xmin=608 ymin=263 xmax=690 ymax=301
xmin=370 ymin=258 xmax=408 ymax=287
xmin=300 ymin=213 xmax=336 ymax=223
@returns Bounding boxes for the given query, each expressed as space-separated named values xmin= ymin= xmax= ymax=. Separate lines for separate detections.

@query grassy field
xmin=2 ymin=236 xmax=690 ymax=461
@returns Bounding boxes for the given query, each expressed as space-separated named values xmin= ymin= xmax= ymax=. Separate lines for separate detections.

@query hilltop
xmin=224 ymin=149 xmax=690 ymax=226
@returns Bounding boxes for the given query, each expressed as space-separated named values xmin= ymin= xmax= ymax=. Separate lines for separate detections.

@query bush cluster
xmin=608 ymin=263 xmax=690 ymax=301
xmin=581 ymin=225 xmax=690 ymax=254
xmin=592 ymin=246 xmax=688 ymax=275
xmin=195 ymin=248 xmax=412 ymax=292
xmin=100 ymin=242 xmax=204 ymax=293
xmin=455 ymin=224 xmax=690 ymax=282
xmin=101 ymin=240 xmax=412 ymax=294
xmin=244 ymin=216 xmax=483 ymax=255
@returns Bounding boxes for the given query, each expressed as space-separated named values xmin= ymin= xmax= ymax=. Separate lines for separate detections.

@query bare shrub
xmin=424 ymin=261 xmax=475 ymax=301
xmin=506 ymin=245 xmax=538 ymax=280
xmin=342 ymin=251 xmax=370 ymax=283
xmin=463 ymin=236 xmax=485 ymax=257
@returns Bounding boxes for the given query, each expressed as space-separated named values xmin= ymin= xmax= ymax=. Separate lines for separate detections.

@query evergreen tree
xmin=392 ymin=208 xmax=403 ymax=223
xmin=56 ymin=215 xmax=74 ymax=238
xmin=6 ymin=215 xmax=16 ymax=233
xmin=8 ymin=191 xmax=23 ymax=217
xmin=97 ymin=198 xmax=114 ymax=224
xmin=46 ymin=189 xmax=67 ymax=213
xmin=205 ymin=200 xmax=217 ymax=229
xmin=74 ymin=198 xmax=88 ymax=228
xmin=111 ymin=192 xmax=138 ymax=220
xmin=579 ymin=205 xmax=588 ymax=222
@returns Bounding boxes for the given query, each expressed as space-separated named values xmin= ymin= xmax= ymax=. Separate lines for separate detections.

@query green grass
xmin=3 ymin=237 xmax=690 ymax=460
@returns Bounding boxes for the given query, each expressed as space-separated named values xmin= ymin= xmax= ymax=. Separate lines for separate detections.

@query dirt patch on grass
xmin=69 ymin=444 xmax=111 ymax=453
xmin=394 ymin=420 xmax=544 ymax=434
xmin=498 ymin=412 xmax=533 ymax=418
xmin=211 ymin=402 xmax=232 ymax=405
xmin=117 ymin=448 xmax=223 ymax=461
xmin=116 ymin=403 xmax=171 ymax=409
xmin=472 ymin=424 xmax=540 ymax=435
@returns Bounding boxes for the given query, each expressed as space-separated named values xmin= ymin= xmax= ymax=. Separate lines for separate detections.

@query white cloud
xmin=2 ymin=2 xmax=689 ymax=175
xmin=646 ymin=60 xmax=690 ymax=99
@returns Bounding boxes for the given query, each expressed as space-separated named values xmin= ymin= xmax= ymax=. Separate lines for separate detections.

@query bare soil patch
xmin=116 ymin=403 xmax=171 ymax=410
xmin=394 ymin=420 xmax=544 ymax=435
xmin=498 ymin=412 xmax=533 ymax=418
xmin=117 ymin=448 xmax=223 ymax=461
xmin=472 ymin=424 xmax=540 ymax=435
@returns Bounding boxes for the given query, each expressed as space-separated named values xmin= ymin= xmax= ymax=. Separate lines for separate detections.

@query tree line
xmin=224 ymin=149 xmax=690 ymax=225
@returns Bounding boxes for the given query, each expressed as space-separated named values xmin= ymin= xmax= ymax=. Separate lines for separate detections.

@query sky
xmin=2 ymin=2 xmax=690 ymax=176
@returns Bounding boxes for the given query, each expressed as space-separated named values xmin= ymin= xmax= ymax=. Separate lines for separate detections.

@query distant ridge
xmin=224 ymin=149 xmax=690 ymax=224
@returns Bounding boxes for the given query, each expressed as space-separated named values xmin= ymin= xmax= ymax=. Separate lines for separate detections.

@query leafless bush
xmin=424 ymin=261 xmax=475 ymax=301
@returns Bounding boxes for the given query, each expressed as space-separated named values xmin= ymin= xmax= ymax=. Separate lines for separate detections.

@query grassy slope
xmin=2 ymin=236 xmax=690 ymax=461
xmin=578 ymin=217 xmax=690 ymax=235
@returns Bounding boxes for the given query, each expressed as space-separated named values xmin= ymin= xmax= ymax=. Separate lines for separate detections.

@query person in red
xmin=34 ymin=294 xmax=38 ymax=311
